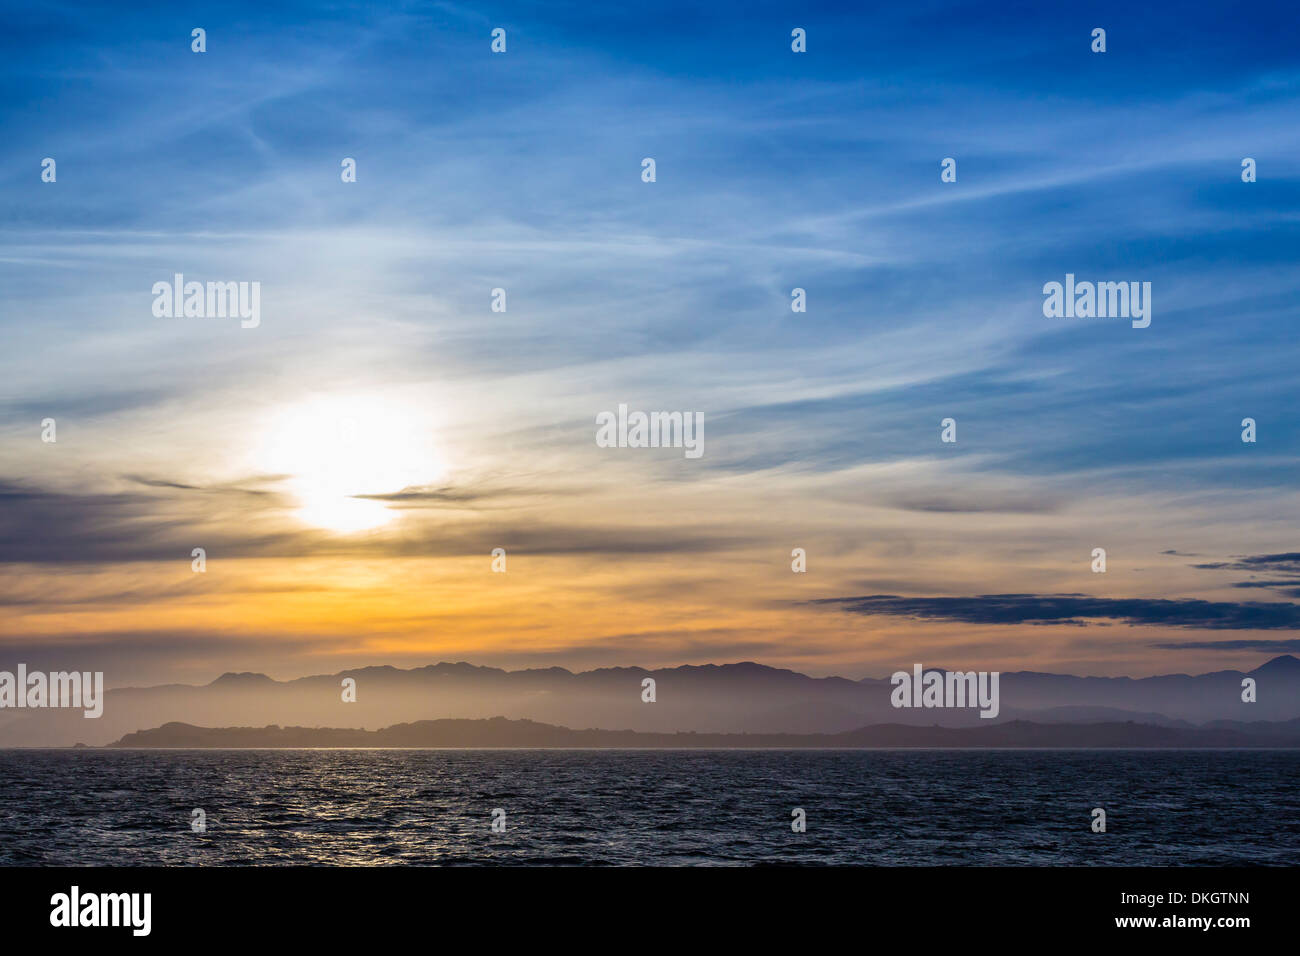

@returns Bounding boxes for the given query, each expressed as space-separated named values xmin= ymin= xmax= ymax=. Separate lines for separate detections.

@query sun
xmin=256 ymin=392 xmax=443 ymax=532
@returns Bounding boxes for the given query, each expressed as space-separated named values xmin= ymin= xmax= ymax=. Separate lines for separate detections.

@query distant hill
xmin=108 ymin=716 xmax=1300 ymax=749
xmin=5 ymin=654 xmax=1296 ymax=748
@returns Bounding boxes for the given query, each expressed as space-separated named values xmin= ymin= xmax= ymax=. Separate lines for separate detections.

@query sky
xmin=1 ymin=0 xmax=1298 ymax=686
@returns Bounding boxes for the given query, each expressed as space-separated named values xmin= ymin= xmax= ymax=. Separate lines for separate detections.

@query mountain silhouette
xmin=2 ymin=655 xmax=1295 ymax=747
xmin=109 ymin=715 xmax=1300 ymax=749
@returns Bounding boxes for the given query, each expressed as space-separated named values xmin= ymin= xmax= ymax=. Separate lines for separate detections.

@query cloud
xmin=123 ymin=475 xmax=201 ymax=491
xmin=352 ymin=483 xmax=589 ymax=507
xmin=1191 ymin=553 xmax=1300 ymax=596
xmin=0 ymin=478 xmax=759 ymax=563
xmin=1230 ymin=581 xmax=1300 ymax=597
xmin=1200 ymin=553 xmax=1300 ymax=572
xmin=1151 ymin=639 xmax=1300 ymax=652
xmin=0 ymin=478 xmax=297 ymax=564
xmin=122 ymin=474 xmax=282 ymax=496
xmin=813 ymin=593 xmax=1300 ymax=630
xmin=883 ymin=491 xmax=1063 ymax=514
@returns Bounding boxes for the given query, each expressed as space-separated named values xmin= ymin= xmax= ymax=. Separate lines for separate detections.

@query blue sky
xmin=1 ymin=1 xmax=1298 ymax=683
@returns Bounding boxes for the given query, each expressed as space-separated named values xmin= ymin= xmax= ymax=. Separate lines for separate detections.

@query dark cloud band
xmin=813 ymin=593 xmax=1300 ymax=630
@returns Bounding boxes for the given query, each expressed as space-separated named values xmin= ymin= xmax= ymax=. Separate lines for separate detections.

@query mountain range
xmin=2 ymin=654 xmax=1296 ymax=747
xmin=109 ymin=715 xmax=1300 ymax=749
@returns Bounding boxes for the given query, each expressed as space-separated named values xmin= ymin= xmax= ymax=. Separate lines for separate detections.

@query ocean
xmin=1 ymin=749 xmax=1295 ymax=865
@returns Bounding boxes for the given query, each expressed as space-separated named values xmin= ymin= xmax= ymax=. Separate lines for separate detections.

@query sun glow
xmin=257 ymin=393 xmax=443 ymax=532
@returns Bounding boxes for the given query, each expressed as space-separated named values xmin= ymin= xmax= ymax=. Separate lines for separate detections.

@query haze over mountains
xmin=2 ymin=655 xmax=1297 ymax=747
